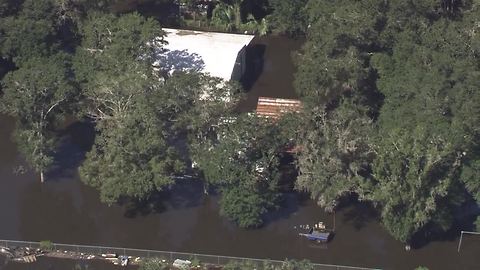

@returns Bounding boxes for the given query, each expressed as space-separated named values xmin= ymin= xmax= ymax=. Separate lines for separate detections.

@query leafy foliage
xmin=267 ymin=0 xmax=307 ymax=36
xmin=190 ymin=115 xmax=291 ymax=227
xmin=224 ymin=259 xmax=314 ymax=270
xmin=293 ymin=0 xmax=480 ymax=243
xmin=0 ymin=54 xmax=77 ymax=177
xmin=296 ymin=100 xmax=374 ymax=211
xmin=0 ymin=0 xmax=59 ymax=66
xmin=138 ymin=258 xmax=169 ymax=270
xmin=74 ymin=12 xmax=181 ymax=204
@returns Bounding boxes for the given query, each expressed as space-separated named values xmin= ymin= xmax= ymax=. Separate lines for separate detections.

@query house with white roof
xmin=155 ymin=28 xmax=255 ymax=81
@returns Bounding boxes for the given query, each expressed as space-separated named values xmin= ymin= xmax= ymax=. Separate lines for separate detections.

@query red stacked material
xmin=255 ymin=97 xmax=302 ymax=120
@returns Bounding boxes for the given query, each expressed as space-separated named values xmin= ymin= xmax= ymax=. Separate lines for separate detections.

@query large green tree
xmin=74 ymin=11 xmax=244 ymax=204
xmin=191 ymin=114 xmax=294 ymax=227
xmin=293 ymin=0 xmax=480 ymax=243
xmin=369 ymin=9 xmax=480 ymax=241
xmin=74 ymin=12 xmax=177 ymax=204
xmin=0 ymin=0 xmax=76 ymax=66
xmin=267 ymin=0 xmax=307 ymax=36
xmin=294 ymin=0 xmax=385 ymax=105
xmin=79 ymin=91 xmax=184 ymax=204
xmin=296 ymin=100 xmax=374 ymax=211
xmin=0 ymin=54 xmax=77 ymax=182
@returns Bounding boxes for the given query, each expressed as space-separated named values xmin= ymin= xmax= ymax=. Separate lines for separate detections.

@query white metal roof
xmin=157 ymin=28 xmax=255 ymax=81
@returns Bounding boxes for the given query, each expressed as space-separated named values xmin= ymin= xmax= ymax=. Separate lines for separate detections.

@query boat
xmin=298 ymin=222 xmax=332 ymax=243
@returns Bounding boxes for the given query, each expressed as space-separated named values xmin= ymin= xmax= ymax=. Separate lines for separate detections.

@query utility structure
xmin=457 ymin=230 xmax=480 ymax=252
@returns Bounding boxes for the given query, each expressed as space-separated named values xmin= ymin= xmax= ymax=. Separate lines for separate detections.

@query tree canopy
xmin=293 ymin=0 xmax=480 ymax=243
xmin=1 ymin=0 xmax=479 ymax=245
xmin=190 ymin=114 xmax=295 ymax=227
xmin=0 ymin=54 xmax=77 ymax=181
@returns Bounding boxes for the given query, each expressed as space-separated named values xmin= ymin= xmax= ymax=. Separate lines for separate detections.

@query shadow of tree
xmin=47 ymin=120 xmax=96 ymax=182
xmin=341 ymin=201 xmax=379 ymax=231
xmin=411 ymin=199 xmax=480 ymax=249
xmin=261 ymin=192 xmax=301 ymax=227
xmin=122 ymin=178 xmax=205 ymax=218
xmin=155 ymin=49 xmax=206 ymax=74
xmin=122 ymin=192 xmax=167 ymax=219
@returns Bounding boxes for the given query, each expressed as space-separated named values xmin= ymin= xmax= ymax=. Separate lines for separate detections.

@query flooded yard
xmin=0 ymin=36 xmax=479 ymax=270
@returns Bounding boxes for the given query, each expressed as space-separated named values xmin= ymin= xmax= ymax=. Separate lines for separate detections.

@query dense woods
xmin=292 ymin=0 xmax=480 ymax=244
xmin=1 ymin=0 xmax=479 ymax=247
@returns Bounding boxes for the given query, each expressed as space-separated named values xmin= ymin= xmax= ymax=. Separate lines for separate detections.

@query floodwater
xmin=0 ymin=36 xmax=479 ymax=270
xmin=238 ymin=35 xmax=301 ymax=112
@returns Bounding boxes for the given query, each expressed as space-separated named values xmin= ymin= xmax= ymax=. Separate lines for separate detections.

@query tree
xmin=190 ymin=114 xmax=289 ymax=227
xmin=79 ymin=91 xmax=184 ymax=204
xmin=296 ymin=99 xmax=374 ymax=211
xmin=267 ymin=0 xmax=307 ymax=36
xmin=371 ymin=127 xmax=466 ymax=243
xmin=74 ymin=11 xmax=245 ymax=204
xmin=73 ymin=11 xmax=164 ymax=85
xmin=78 ymin=70 xmax=242 ymax=204
xmin=211 ymin=2 xmax=238 ymax=31
xmin=139 ymin=258 xmax=169 ymax=270
xmin=369 ymin=11 xmax=480 ymax=241
xmin=0 ymin=54 xmax=77 ymax=182
xmin=0 ymin=0 xmax=20 ymax=17
xmin=224 ymin=259 xmax=314 ymax=270
xmin=0 ymin=0 xmax=59 ymax=66
xmin=74 ymin=12 xmax=183 ymax=204
xmin=294 ymin=0 xmax=385 ymax=104
xmin=293 ymin=0 xmax=480 ymax=244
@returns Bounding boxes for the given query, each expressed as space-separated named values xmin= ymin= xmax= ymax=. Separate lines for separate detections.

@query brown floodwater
xmin=238 ymin=35 xmax=301 ymax=112
xmin=0 ymin=36 xmax=479 ymax=270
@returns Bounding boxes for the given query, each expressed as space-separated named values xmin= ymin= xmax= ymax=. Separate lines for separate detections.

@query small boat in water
xmin=298 ymin=222 xmax=332 ymax=243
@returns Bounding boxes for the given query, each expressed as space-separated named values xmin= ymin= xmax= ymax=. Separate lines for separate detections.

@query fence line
xmin=457 ymin=230 xmax=480 ymax=252
xmin=0 ymin=239 xmax=381 ymax=270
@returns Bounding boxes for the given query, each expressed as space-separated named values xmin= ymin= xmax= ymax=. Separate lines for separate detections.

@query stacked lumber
xmin=255 ymin=97 xmax=302 ymax=120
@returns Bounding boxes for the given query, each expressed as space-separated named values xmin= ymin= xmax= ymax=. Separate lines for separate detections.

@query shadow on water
xmin=411 ymin=199 xmax=480 ymax=249
xmin=165 ymin=179 xmax=205 ymax=209
xmin=339 ymin=198 xmax=379 ymax=231
xmin=262 ymin=192 xmax=308 ymax=227
xmin=122 ymin=179 xmax=205 ymax=219
xmin=47 ymin=120 xmax=96 ymax=182
xmin=121 ymin=194 xmax=167 ymax=219
xmin=241 ymin=44 xmax=266 ymax=91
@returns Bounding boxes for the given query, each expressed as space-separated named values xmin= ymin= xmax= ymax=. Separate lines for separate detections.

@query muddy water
xmin=0 ymin=36 xmax=479 ymax=270
xmin=238 ymin=35 xmax=302 ymax=112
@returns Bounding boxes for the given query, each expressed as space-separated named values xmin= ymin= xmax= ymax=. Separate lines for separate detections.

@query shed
xmin=255 ymin=97 xmax=302 ymax=119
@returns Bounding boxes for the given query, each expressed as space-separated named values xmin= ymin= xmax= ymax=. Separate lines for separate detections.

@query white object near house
xmin=156 ymin=28 xmax=255 ymax=81
xmin=172 ymin=259 xmax=192 ymax=269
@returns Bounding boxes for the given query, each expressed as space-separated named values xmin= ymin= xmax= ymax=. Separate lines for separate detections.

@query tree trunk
xmin=40 ymin=170 xmax=45 ymax=183
xmin=203 ymin=182 xmax=209 ymax=195
xmin=234 ymin=4 xmax=241 ymax=29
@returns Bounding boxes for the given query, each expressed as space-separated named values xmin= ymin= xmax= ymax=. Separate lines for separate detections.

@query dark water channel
xmin=1 ymin=36 xmax=479 ymax=270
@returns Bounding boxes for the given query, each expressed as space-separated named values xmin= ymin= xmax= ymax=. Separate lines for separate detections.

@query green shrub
xmin=39 ymin=240 xmax=54 ymax=251
xmin=139 ymin=258 xmax=169 ymax=270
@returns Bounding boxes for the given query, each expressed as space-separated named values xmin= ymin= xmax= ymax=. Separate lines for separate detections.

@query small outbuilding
xmin=156 ymin=28 xmax=255 ymax=81
xmin=255 ymin=97 xmax=302 ymax=119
